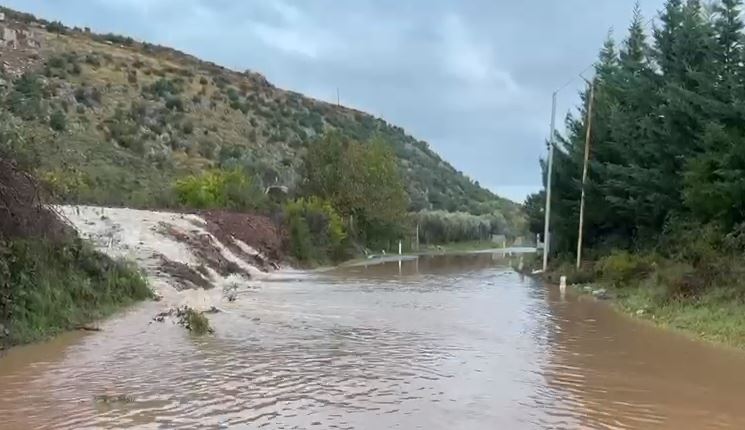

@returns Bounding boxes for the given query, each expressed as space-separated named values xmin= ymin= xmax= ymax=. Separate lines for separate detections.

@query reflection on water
xmin=1 ymin=253 xmax=745 ymax=429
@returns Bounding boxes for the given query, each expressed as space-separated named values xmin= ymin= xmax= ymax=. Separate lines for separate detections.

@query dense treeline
xmin=415 ymin=210 xmax=507 ymax=244
xmin=528 ymin=0 xmax=745 ymax=257
xmin=522 ymin=1 xmax=745 ymax=345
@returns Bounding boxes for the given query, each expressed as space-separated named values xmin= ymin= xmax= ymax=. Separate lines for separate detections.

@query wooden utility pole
xmin=576 ymin=79 xmax=595 ymax=270
xmin=542 ymin=92 xmax=558 ymax=272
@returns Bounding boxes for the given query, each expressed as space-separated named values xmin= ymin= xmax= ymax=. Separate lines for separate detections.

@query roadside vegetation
xmin=0 ymin=141 xmax=151 ymax=348
xmin=525 ymin=0 xmax=745 ymax=348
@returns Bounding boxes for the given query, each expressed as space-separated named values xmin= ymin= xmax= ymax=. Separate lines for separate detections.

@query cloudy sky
xmin=7 ymin=0 xmax=664 ymax=202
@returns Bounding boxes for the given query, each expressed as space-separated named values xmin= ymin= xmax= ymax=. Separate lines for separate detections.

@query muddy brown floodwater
xmin=2 ymin=253 xmax=745 ymax=429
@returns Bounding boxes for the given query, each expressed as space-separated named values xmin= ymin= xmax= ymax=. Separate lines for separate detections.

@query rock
xmin=636 ymin=309 xmax=646 ymax=316
xmin=152 ymin=309 xmax=172 ymax=322
xmin=592 ymin=288 xmax=609 ymax=300
xmin=204 ymin=306 xmax=221 ymax=314
xmin=583 ymin=285 xmax=593 ymax=293
xmin=153 ymin=293 xmax=163 ymax=302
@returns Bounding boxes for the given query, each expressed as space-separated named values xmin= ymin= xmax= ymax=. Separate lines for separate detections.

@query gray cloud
xmin=6 ymin=0 xmax=664 ymax=201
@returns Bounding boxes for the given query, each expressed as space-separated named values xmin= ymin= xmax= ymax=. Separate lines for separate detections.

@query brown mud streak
xmin=201 ymin=211 xmax=284 ymax=271
xmin=156 ymin=254 xmax=213 ymax=290
xmin=156 ymin=222 xmax=251 ymax=279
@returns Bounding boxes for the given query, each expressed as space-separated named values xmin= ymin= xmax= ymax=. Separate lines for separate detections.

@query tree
xmin=300 ymin=132 xmax=408 ymax=246
xmin=544 ymin=0 xmax=745 ymax=258
xmin=524 ymin=191 xmax=545 ymax=238
xmin=713 ymin=0 xmax=745 ymax=101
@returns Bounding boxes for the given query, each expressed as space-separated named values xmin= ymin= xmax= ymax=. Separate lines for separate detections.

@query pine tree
xmin=713 ymin=0 xmax=745 ymax=101
xmin=541 ymin=0 xmax=745 ymax=256
xmin=654 ymin=0 xmax=685 ymax=78
xmin=620 ymin=3 xmax=649 ymax=71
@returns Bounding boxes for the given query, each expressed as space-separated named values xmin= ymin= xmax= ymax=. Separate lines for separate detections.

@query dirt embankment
xmin=58 ymin=206 xmax=285 ymax=310
xmin=201 ymin=210 xmax=283 ymax=271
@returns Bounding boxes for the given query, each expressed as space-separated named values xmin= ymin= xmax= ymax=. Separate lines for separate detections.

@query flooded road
xmin=2 ymin=253 xmax=745 ymax=429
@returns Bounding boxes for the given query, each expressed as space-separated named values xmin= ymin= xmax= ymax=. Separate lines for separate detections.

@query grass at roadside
xmin=518 ymin=252 xmax=745 ymax=350
xmin=1 ymin=238 xmax=153 ymax=348
xmin=612 ymin=285 xmax=745 ymax=349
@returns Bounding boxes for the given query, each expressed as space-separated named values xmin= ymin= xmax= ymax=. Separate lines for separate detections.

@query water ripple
xmin=2 ymin=254 xmax=745 ymax=429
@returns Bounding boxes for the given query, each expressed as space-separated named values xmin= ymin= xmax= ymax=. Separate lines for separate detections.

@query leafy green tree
xmin=300 ymin=132 xmax=408 ymax=246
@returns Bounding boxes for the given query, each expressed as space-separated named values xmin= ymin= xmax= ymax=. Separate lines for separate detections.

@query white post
xmin=560 ymin=275 xmax=567 ymax=296
xmin=543 ymin=91 xmax=557 ymax=272
xmin=398 ymin=240 xmax=402 ymax=256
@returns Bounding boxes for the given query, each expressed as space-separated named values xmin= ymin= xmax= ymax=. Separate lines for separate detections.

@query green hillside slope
xmin=0 ymin=7 xmax=524 ymax=235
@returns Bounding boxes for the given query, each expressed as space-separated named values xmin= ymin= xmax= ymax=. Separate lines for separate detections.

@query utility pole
xmin=416 ymin=222 xmax=420 ymax=251
xmin=576 ymin=79 xmax=595 ymax=270
xmin=337 ymin=88 xmax=340 ymax=106
xmin=542 ymin=91 xmax=558 ymax=272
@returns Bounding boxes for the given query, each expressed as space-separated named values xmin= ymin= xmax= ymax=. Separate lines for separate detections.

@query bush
xmin=7 ymin=73 xmax=45 ymax=120
xmin=45 ymin=21 xmax=67 ymax=34
xmin=49 ymin=110 xmax=67 ymax=131
xmin=173 ymin=169 xmax=266 ymax=210
xmin=597 ymin=250 xmax=652 ymax=287
xmin=165 ymin=96 xmax=184 ymax=112
xmin=288 ymin=213 xmax=314 ymax=262
xmin=102 ymin=33 xmax=135 ymax=46
xmin=71 ymin=62 xmax=82 ymax=75
xmin=284 ymin=197 xmax=347 ymax=263
xmin=183 ymin=308 xmax=211 ymax=335
xmin=653 ymin=261 xmax=701 ymax=300
xmin=84 ymin=54 xmax=101 ymax=67
xmin=182 ymin=121 xmax=194 ymax=135
xmin=145 ymin=78 xmax=182 ymax=98
xmin=47 ymin=56 xmax=67 ymax=69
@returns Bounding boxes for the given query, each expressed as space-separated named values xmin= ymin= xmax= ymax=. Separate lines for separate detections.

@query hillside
xmin=0 ymin=7 xmax=524 ymax=235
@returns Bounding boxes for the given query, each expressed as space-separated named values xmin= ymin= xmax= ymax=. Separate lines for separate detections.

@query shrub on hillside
xmin=7 ymin=73 xmax=46 ymax=121
xmin=144 ymin=78 xmax=182 ymax=99
xmin=173 ymin=169 xmax=266 ymax=211
xmin=165 ymin=96 xmax=184 ymax=112
xmin=45 ymin=20 xmax=67 ymax=34
xmin=49 ymin=110 xmax=67 ymax=132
